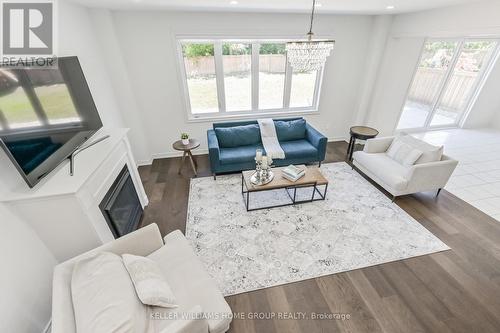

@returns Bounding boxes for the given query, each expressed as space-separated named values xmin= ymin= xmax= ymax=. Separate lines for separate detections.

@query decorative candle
xmin=261 ymin=156 xmax=268 ymax=169
xmin=256 ymin=149 xmax=263 ymax=161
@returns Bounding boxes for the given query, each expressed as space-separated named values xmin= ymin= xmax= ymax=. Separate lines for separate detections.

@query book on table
xmin=282 ymin=165 xmax=305 ymax=182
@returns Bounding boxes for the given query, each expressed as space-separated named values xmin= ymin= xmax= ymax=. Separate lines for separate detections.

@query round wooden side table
xmin=347 ymin=126 xmax=379 ymax=161
xmin=172 ymin=139 xmax=200 ymax=176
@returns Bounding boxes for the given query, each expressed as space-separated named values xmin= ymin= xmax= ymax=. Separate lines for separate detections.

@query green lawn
xmin=187 ymin=72 xmax=316 ymax=114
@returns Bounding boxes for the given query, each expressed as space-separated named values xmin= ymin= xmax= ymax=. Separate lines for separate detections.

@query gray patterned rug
xmin=186 ymin=162 xmax=449 ymax=296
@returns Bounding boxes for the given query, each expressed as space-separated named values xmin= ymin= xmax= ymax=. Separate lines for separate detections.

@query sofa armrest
xmin=159 ymin=305 xmax=209 ymax=333
xmin=363 ymin=137 xmax=394 ymax=154
xmin=207 ymin=129 xmax=220 ymax=171
xmin=406 ymin=155 xmax=458 ymax=192
xmin=305 ymin=123 xmax=327 ymax=161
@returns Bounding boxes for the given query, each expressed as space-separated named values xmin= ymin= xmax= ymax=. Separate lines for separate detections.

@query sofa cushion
xmin=398 ymin=134 xmax=443 ymax=164
xmin=281 ymin=140 xmax=318 ymax=160
xmin=71 ymin=252 xmax=150 ymax=333
xmin=122 ymin=254 xmax=177 ymax=308
xmin=353 ymin=151 xmax=410 ymax=191
xmin=275 ymin=119 xmax=306 ymax=142
xmin=219 ymin=144 xmax=264 ymax=165
xmin=386 ymin=138 xmax=423 ymax=166
xmin=214 ymin=124 xmax=261 ymax=148
xmin=148 ymin=230 xmax=232 ymax=333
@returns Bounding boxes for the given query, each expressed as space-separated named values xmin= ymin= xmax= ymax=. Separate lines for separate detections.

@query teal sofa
xmin=207 ymin=118 xmax=327 ymax=179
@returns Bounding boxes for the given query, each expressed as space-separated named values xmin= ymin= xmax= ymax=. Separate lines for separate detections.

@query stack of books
xmin=282 ymin=165 xmax=305 ymax=182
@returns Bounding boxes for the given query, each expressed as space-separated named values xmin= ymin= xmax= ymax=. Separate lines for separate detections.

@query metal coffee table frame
xmin=241 ymin=174 xmax=328 ymax=212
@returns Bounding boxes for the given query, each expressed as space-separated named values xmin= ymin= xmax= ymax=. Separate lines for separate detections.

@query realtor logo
xmin=1 ymin=1 xmax=54 ymax=55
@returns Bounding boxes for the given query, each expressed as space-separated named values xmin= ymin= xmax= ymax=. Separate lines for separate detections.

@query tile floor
xmin=413 ymin=128 xmax=500 ymax=222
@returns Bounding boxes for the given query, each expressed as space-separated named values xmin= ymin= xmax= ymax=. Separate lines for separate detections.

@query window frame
xmin=176 ymin=37 xmax=325 ymax=121
xmin=395 ymin=37 xmax=500 ymax=132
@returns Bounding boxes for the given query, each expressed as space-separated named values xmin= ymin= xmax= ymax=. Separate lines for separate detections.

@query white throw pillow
xmin=71 ymin=252 xmax=150 ymax=333
xmin=122 ymin=253 xmax=178 ymax=308
xmin=398 ymin=134 xmax=443 ymax=164
xmin=386 ymin=138 xmax=423 ymax=166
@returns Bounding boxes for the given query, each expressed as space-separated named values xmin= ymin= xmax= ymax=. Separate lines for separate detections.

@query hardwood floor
xmin=138 ymin=141 xmax=500 ymax=333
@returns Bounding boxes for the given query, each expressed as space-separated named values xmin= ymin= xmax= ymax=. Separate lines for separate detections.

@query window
xmin=223 ymin=43 xmax=252 ymax=112
xmin=259 ymin=43 xmax=286 ymax=109
xmin=397 ymin=39 xmax=499 ymax=130
xmin=178 ymin=39 xmax=324 ymax=119
xmin=181 ymin=43 xmax=219 ymax=114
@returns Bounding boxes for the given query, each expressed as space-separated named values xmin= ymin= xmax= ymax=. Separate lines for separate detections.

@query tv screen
xmin=0 ymin=56 xmax=103 ymax=188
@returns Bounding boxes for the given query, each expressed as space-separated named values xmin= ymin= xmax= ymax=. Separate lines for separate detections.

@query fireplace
xmin=99 ymin=165 xmax=143 ymax=238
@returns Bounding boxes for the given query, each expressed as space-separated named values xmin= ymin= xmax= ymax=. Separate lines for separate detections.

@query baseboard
xmin=136 ymin=138 xmax=347 ymax=166
xmin=328 ymin=136 xmax=348 ymax=142
xmin=43 ymin=319 xmax=51 ymax=333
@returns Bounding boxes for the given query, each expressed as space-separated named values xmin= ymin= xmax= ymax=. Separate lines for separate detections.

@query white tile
xmin=469 ymin=199 xmax=500 ymax=216
xmin=451 ymin=174 xmax=486 ymax=188
xmin=418 ymin=128 xmax=500 ymax=222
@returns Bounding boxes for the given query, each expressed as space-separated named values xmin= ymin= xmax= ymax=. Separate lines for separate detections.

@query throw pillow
xmin=275 ymin=119 xmax=307 ymax=141
xmin=386 ymin=138 xmax=423 ymax=166
xmin=71 ymin=252 xmax=150 ymax=333
xmin=214 ymin=124 xmax=261 ymax=148
xmin=122 ymin=254 xmax=177 ymax=308
xmin=398 ymin=134 xmax=443 ymax=164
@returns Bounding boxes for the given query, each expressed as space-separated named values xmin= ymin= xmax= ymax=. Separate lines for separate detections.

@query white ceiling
xmin=68 ymin=0 xmax=483 ymax=14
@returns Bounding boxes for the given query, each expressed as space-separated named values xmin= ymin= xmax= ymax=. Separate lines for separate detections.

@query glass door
xmin=397 ymin=39 xmax=499 ymax=131
xmin=430 ymin=40 xmax=498 ymax=126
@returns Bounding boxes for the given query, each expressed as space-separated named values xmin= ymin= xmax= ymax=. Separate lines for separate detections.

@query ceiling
xmin=69 ymin=0 xmax=482 ymax=14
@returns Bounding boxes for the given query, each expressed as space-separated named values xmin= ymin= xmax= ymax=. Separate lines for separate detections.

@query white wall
xmin=105 ymin=11 xmax=374 ymax=158
xmin=365 ymin=0 xmax=500 ymax=134
xmin=365 ymin=36 xmax=424 ymax=135
xmin=58 ymin=0 xmax=126 ymax=130
xmin=0 ymin=2 xmax=129 ymax=332
xmin=0 ymin=205 xmax=57 ymax=333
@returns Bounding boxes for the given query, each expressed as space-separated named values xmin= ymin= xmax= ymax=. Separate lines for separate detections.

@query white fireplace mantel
xmin=0 ymin=128 xmax=148 ymax=262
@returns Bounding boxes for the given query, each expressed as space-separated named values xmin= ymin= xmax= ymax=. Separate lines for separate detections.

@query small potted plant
xmin=181 ymin=133 xmax=190 ymax=145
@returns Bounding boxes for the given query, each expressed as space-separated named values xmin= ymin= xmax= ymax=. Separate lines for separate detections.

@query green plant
xmin=181 ymin=133 xmax=189 ymax=140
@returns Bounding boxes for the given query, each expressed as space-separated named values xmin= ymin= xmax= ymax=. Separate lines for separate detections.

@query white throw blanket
xmin=257 ymin=119 xmax=285 ymax=159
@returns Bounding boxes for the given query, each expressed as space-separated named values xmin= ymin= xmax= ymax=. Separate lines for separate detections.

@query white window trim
xmin=395 ymin=37 xmax=500 ymax=133
xmin=176 ymin=37 xmax=325 ymax=122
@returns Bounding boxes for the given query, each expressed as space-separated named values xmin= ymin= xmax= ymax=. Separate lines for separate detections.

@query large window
xmin=397 ymin=39 xmax=499 ymax=130
xmin=178 ymin=39 xmax=324 ymax=119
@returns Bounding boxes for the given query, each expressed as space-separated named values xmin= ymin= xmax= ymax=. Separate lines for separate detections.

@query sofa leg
xmin=436 ymin=188 xmax=442 ymax=197
xmin=318 ymin=161 xmax=322 ymax=167
xmin=213 ymin=173 xmax=217 ymax=180
xmin=392 ymin=195 xmax=396 ymax=202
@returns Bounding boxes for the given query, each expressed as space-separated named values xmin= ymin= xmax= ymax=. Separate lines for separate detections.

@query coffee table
xmin=241 ymin=165 xmax=328 ymax=211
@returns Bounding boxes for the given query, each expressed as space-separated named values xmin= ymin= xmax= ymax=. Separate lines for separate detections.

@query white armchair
xmin=352 ymin=136 xmax=458 ymax=199
xmin=52 ymin=223 xmax=232 ymax=333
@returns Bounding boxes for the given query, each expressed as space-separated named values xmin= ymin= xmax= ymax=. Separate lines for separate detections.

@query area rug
xmin=186 ymin=162 xmax=449 ymax=296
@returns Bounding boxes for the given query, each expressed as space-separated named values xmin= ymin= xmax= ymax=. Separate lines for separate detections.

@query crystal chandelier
xmin=286 ymin=0 xmax=335 ymax=72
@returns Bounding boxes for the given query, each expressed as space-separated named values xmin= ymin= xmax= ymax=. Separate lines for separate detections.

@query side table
xmin=172 ymin=139 xmax=200 ymax=176
xmin=347 ymin=126 xmax=379 ymax=161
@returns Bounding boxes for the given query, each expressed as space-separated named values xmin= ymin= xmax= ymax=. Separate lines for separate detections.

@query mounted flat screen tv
xmin=0 ymin=56 xmax=103 ymax=188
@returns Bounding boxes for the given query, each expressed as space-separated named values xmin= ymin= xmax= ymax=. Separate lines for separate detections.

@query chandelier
xmin=286 ymin=0 xmax=335 ymax=72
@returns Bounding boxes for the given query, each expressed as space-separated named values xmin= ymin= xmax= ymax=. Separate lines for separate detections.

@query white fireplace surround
xmin=0 ymin=128 xmax=148 ymax=262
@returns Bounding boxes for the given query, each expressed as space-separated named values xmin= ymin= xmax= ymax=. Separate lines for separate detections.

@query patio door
xmin=396 ymin=39 xmax=499 ymax=131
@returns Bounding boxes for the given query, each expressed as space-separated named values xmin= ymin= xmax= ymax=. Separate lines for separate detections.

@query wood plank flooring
xmin=138 ymin=141 xmax=500 ymax=333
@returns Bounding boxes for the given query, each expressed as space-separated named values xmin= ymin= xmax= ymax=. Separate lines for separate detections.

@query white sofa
xmin=52 ymin=223 xmax=232 ymax=333
xmin=353 ymin=136 xmax=458 ymax=199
